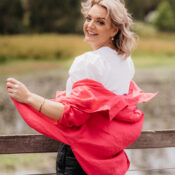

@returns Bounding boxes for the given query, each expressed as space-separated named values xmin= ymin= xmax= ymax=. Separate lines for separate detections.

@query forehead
xmin=88 ymin=4 xmax=110 ymax=20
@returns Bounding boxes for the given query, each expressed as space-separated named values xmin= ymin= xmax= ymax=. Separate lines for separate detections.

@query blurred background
xmin=0 ymin=0 xmax=175 ymax=174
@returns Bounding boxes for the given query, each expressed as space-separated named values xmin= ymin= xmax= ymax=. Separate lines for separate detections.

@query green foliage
xmin=0 ymin=0 xmax=24 ymax=34
xmin=0 ymin=0 xmax=174 ymax=34
xmin=28 ymin=0 xmax=82 ymax=33
xmin=0 ymin=56 xmax=7 ymax=64
xmin=168 ymin=0 xmax=175 ymax=11
xmin=125 ymin=0 xmax=162 ymax=20
xmin=168 ymin=0 xmax=175 ymax=18
xmin=154 ymin=1 xmax=175 ymax=32
xmin=132 ymin=22 xmax=157 ymax=37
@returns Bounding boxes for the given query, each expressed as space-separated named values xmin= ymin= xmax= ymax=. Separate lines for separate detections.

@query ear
xmin=111 ymin=27 xmax=119 ymax=38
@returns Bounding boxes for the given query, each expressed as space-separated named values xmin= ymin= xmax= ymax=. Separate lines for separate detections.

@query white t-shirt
xmin=66 ymin=46 xmax=135 ymax=96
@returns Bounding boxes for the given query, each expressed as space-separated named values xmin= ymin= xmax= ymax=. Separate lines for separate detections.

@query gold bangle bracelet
xmin=39 ymin=98 xmax=45 ymax=112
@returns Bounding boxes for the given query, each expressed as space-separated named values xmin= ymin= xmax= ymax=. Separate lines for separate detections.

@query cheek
xmin=83 ymin=22 xmax=87 ymax=33
xmin=100 ymin=27 xmax=111 ymax=38
xmin=99 ymin=25 xmax=109 ymax=33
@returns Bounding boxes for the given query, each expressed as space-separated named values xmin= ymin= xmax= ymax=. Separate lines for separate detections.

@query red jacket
xmin=10 ymin=79 xmax=157 ymax=175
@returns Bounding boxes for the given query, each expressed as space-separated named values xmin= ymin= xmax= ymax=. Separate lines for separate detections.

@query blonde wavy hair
xmin=81 ymin=0 xmax=136 ymax=57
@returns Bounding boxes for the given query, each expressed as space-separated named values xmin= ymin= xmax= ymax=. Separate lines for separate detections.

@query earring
xmin=112 ymin=37 xmax=114 ymax=41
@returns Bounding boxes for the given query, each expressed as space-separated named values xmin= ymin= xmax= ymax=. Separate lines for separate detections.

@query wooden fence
xmin=0 ymin=129 xmax=175 ymax=174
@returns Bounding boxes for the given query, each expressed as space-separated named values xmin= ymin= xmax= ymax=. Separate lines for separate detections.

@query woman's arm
xmin=6 ymin=78 xmax=64 ymax=121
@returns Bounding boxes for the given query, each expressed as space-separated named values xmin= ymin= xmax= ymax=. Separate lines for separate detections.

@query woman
xmin=6 ymin=0 xmax=156 ymax=175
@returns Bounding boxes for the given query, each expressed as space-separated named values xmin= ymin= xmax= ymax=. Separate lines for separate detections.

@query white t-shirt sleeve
xmin=66 ymin=52 xmax=105 ymax=95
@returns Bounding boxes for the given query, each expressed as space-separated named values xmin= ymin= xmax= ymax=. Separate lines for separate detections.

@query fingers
xmin=8 ymin=91 xmax=16 ymax=99
xmin=6 ymin=77 xmax=22 ymax=88
xmin=7 ymin=87 xmax=15 ymax=93
xmin=6 ymin=82 xmax=18 ymax=89
xmin=6 ymin=85 xmax=16 ymax=99
xmin=6 ymin=84 xmax=17 ymax=97
xmin=6 ymin=78 xmax=21 ymax=85
xmin=6 ymin=77 xmax=30 ymax=103
xmin=6 ymin=79 xmax=20 ymax=101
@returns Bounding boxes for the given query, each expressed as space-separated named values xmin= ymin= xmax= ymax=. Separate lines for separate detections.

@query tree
xmin=154 ymin=1 xmax=175 ymax=31
xmin=125 ymin=0 xmax=163 ymax=20
xmin=168 ymin=0 xmax=175 ymax=18
xmin=28 ymin=0 xmax=82 ymax=33
xmin=0 ymin=0 xmax=24 ymax=34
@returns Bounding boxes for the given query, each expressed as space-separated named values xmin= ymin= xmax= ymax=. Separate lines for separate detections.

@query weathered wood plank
xmin=129 ymin=129 xmax=175 ymax=149
xmin=26 ymin=167 xmax=175 ymax=175
xmin=0 ymin=130 xmax=175 ymax=154
xmin=27 ymin=174 xmax=56 ymax=175
xmin=0 ymin=135 xmax=60 ymax=154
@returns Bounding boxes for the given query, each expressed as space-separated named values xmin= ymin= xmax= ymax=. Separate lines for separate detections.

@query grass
xmin=0 ymin=34 xmax=90 ymax=76
xmin=0 ymin=24 xmax=175 ymax=76
xmin=0 ymin=153 xmax=56 ymax=173
xmin=131 ymin=33 xmax=175 ymax=67
xmin=133 ymin=54 xmax=175 ymax=67
xmin=135 ymin=36 xmax=175 ymax=56
xmin=0 ymin=34 xmax=91 ymax=61
xmin=0 ymin=59 xmax=70 ymax=77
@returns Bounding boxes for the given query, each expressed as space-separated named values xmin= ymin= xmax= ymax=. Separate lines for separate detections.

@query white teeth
xmin=88 ymin=31 xmax=97 ymax=35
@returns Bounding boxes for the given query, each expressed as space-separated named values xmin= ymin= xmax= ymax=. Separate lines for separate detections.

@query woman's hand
xmin=6 ymin=78 xmax=31 ymax=104
xmin=6 ymin=77 xmax=64 ymax=120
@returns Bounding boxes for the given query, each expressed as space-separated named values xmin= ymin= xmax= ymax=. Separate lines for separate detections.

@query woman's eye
xmin=97 ymin=21 xmax=105 ymax=25
xmin=86 ymin=16 xmax=91 ymax=21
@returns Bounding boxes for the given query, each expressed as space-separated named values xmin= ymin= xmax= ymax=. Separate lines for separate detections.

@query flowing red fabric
xmin=10 ymin=79 xmax=157 ymax=175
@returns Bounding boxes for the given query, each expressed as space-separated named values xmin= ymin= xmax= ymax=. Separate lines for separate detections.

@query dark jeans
xmin=56 ymin=143 xmax=87 ymax=175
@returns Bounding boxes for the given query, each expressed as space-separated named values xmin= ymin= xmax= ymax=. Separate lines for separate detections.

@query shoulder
xmin=68 ymin=48 xmax=111 ymax=85
xmin=69 ymin=48 xmax=107 ymax=74
xmin=74 ymin=48 xmax=107 ymax=64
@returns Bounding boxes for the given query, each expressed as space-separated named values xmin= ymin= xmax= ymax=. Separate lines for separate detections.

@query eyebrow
xmin=87 ymin=14 xmax=106 ymax=20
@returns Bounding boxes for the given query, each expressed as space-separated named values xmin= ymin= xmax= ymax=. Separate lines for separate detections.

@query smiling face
xmin=83 ymin=4 xmax=117 ymax=50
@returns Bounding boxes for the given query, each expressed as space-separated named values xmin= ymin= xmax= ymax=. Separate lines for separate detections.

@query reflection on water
xmin=0 ymin=153 xmax=57 ymax=175
xmin=1 ymin=170 xmax=41 ymax=175
xmin=1 ymin=68 xmax=175 ymax=174
xmin=126 ymin=148 xmax=175 ymax=175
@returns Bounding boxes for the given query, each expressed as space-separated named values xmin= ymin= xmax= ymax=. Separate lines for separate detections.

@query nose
xmin=88 ymin=20 xmax=95 ymax=29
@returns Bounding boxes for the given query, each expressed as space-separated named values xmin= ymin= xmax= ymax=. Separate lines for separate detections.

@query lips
xmin=86 ymin=30 xmax=98 ymax=36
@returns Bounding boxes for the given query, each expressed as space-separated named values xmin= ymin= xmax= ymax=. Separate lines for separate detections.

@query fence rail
xmin=0 ymin=129 xmax=175 ymax=154
xmin=1 ymin=130 xmax=175 ymax=175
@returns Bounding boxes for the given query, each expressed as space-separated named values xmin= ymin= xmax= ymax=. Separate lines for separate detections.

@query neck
xmin=91 ymin=43 xmax=116 ymax=51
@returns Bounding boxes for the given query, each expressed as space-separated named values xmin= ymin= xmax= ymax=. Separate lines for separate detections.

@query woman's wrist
xmin=26 ymin=92 xmax=46 ymax=112
xmin=26 ymin=92 xmax=34 ymax=105
xmin=38 ymin=97 xmax=46 ymax=112
xmin=24 ymin=91 xmax=64 ymax=120
xmin=27 ymin=92 xmax=43 ymax=105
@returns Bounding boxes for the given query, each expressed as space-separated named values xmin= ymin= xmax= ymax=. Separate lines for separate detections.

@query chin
xmin=85 ymin=37 xmax=95 ymax=43
xmin=84 ymin=37 xmax=99 ymax=48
